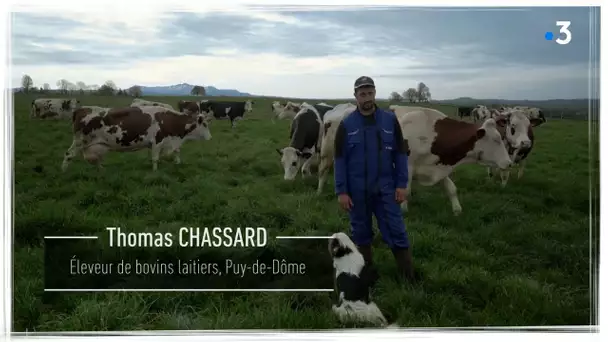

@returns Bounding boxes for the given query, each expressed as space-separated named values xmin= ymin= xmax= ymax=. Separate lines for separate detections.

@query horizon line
xmin=8 ymin=88 xmax=598 ymax=103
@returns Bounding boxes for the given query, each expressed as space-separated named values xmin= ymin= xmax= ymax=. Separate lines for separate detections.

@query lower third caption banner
xmin=44 ymin=236 xmax=334 ymax=290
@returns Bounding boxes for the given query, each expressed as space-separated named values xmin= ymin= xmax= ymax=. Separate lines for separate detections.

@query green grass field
xmin=12 ymin=93 xmax=598 ymax=331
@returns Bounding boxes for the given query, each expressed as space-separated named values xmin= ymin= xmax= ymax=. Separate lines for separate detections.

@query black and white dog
xmin=328 ymin=232 xmax=396 ymax=327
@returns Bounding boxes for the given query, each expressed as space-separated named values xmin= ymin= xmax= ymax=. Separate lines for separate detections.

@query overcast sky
xmin=11 ymin=6 xmax=599 ymax=100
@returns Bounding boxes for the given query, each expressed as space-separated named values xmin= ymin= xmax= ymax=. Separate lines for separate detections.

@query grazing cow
xmin=276 ymin=103 xmax=335 ymax=180
xmin=199 ymin=100 xmax=252 ymax=128
xmin=30 ymin=98 xmax=81 ymax=119
xmin=488 ymin=109 xmax=543 ymax=186
xmin=457 ymin=106 xmax=474 ymax=120
xmin=383 ymin=105 xmax=512 ymax=215
xmin=177 ymin=100 xmax=201 ymax=115
xmin=61 ymin=106 xmax=212 ymax=172
xmin=131 ymin=98 xmax=175 ymax=110
xmin=471 ymin=105 xmax=492 ymax=122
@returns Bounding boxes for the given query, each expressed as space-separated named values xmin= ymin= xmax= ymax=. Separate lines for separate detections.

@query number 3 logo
xmin=556 ymin=21 xmax=572 ymax=45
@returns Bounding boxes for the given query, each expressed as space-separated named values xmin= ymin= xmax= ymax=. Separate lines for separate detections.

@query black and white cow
xmin=457 ymin=106 xmax=474 ymax=120
xmin=199 ymin=100 xmax=253 ymax=128
xmin=276 ymin=103 xmax=334 ymax=180
xmin=313 ymin=103 xmax=335 ymax=120
xmin=31 ymin=98 xmax=81 ymax=119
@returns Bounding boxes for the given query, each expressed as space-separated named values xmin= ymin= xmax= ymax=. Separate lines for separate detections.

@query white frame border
xmin=0 ymin=0 xmax=603 ymax=341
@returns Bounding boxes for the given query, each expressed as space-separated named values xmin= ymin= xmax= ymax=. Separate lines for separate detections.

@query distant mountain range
xmin=137 ymin=83 xmax=253 ymax=97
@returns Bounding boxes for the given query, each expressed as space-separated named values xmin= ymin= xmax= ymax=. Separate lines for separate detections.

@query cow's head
xmin=189 ymin=114 xmax=213 ymax=141
xmin=199 ymin=101 xmax=214 ymax=117
xmin=245 ymin=100 xmax=253 ymax=112
xmin=271 ymin=101 xmax=285 ymax=115
xmin=274 ymin=102 xmax=300 ymax=119
xmin=530 ymin=109 xmax=546 ymax=127
xmin=283 ymin=102 xmax=301 ymax=115
xmin=495 ymin=110 xmax=532 ymax=150
xmin=276 ymin=146 xmax=307 ymax=180
xmin=531 ymin=109 xmax=546 ymax=126
xmin=62 ymin=99 xmax=81 ymax=111
xmin=183 ymin=102 xmax=200 ymax=115
xmin=489 ymin=108 xmax=501 ymax=118
xmin=471 ymin=118 xmax=513 ymax=170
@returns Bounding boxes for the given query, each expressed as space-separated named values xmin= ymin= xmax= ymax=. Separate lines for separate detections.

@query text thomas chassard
xmin=105 ymin=226 xmax=268 ymax=248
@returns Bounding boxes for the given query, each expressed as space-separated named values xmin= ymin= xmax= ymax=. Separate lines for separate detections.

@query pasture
xmin=13 ymin=93 xmax=595 ymax=331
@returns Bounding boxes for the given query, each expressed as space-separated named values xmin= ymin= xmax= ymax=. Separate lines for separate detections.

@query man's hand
xmin=395 ymin=188 xmax=407 ymax=204
xmin=338 ymin=193 xmax=353 ymax=211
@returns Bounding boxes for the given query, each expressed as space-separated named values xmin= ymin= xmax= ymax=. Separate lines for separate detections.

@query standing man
xmin=333 ymin=76 xmax=415 ymax=281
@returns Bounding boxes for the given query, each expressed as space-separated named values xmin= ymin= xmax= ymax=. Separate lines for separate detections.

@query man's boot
xmin=391 ymin=247 xmax=415 ymax=281
xmin=357 ymin=245 xmax=373 ymax=266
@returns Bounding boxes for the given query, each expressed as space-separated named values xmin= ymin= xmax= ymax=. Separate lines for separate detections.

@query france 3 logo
xmin=545 ymin=21 xmax=572 ymax=45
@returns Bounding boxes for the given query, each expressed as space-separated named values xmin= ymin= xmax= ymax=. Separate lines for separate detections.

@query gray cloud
xmin=11 ymin=12 xmax=177 ymax=66
xmin=12 ymin=7 xmax=600 ymax=68
xmin=10 ymin=7 xmax=600 ymax=100
xmin=285 ymin=7 xmax=598 ymax=66
xmin=157 ymin=12 xmax=354 ymax=58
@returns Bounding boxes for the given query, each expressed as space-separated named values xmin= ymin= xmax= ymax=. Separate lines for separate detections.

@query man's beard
xmin=361 ymin=101 xmax=374 ymax=110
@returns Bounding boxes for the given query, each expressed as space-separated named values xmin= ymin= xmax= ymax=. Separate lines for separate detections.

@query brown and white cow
xmin=393 ymin=105 xmax=513 ymax=215
xmin=317 ymin=105 xmax=513 ymax=215
xmin=30 ymin=98 xmax=81 ymax=119
xmin=61 ymin=106 xmax=212 ymax=172
xmin=177 ymin=100 xmax=201 ymax=115
xmin=488 ymin=109 xmax=543 ymax=186
xmin=131 ymin=98 xmax=175 ymax=110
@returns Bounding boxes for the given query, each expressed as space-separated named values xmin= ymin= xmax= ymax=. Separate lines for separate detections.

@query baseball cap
xmin=354 ymin=76 xmax=375 ymax=89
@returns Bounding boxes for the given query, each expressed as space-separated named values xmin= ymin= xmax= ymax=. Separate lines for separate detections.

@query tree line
xmin=389 ymin=82 xmax=431 ymax=103
xmin=18 ymin=74 xmax=206 ymax=97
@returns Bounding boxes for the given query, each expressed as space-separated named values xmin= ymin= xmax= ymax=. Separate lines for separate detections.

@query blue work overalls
xmin=334 ymin=107 xmax=410 ymax=249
